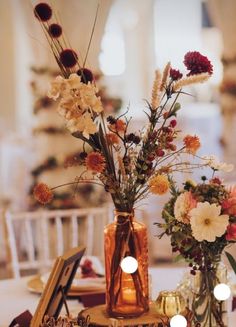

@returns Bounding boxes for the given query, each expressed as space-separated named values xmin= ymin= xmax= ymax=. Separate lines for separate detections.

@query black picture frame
xmin=30 ymin=246 xmax=85 ymax=327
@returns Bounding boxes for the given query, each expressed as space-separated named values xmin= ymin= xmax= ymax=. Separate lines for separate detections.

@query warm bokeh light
xmin=214 ymin=283 xmax=231 ymax=301
xmin=120 ymin=256 xmax=138 ymax=273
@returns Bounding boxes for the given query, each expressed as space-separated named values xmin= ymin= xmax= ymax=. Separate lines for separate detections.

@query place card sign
xmin=31 ymin=246 xmax=85 ymax=327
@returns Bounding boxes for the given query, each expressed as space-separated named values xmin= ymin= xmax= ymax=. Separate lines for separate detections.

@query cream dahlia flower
xmin=189 ymin=202 xmax=229 ymax=242
xmin=174 ymin=192 xmax=197 ymax=224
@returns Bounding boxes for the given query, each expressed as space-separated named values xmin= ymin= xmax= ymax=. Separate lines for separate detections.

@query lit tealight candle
xmin=122 ymin=288 xmax=137 ymax=304
xmin=120 ymin=256 xmax=138 ymax=274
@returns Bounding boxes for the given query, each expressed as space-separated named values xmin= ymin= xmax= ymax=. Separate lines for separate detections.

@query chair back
xmin=5 ymin=207 xmax=110 ymax=278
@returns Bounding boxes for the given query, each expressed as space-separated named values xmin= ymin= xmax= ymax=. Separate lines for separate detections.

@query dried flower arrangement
xmin=33 ymin=3 xmax=214 ymax=208
xmin=29 ymin=64 xmax=121 ymax=210
xmin=32 ymin=1 xmax=218 ymax=318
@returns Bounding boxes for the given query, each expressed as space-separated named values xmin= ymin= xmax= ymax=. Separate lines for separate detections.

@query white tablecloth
xmin=0 ymin=267 xmax=235 ymax=326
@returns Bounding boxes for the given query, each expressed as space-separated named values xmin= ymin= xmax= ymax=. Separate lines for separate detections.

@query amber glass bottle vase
xmin=104 ymin=211 xmax=149 ymax=318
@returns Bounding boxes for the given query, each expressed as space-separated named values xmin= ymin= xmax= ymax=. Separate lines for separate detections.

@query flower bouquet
xmin=33 ymin=2 xmax=214 ymax=318
xmin=158 ymin=163 xmax=236 ymax=326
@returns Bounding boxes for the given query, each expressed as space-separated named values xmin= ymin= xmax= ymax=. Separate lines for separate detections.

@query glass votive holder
xmin=155 ymin=290 xmax=186 ymax=318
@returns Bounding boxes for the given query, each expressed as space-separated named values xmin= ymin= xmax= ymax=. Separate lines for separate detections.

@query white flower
xmin=92 ymin=97 xmax=103 ymax=113
xmin=74 ymin=112 xmax=97 ymax=137
xmin=79 ymin=83 xmax=103 ymax=113
xmin=214 ymin=162 xmax=234 ymax=172
xmin=174 ymin=192 xmax=197 ymax=224
xmin=48 ymin=74 xmax=103 ymax=136
xmin=189 ymin=202 xmax=229 ymax=242
xmin=66 ymin=73 xmax=81 ymax=89
xmin=48 ymin=75 xmax=66 ymax=100
xmin=202 ymin=155 xmax=219 ymax=167
xmin=59 ymin=95 xmax=82 ymax=115
xmin=202 ymin=155 xmax=234 ymax=172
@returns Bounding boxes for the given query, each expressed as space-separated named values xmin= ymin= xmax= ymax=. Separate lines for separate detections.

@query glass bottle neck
xmin=114 ymin=210 xmax=134 ymax=223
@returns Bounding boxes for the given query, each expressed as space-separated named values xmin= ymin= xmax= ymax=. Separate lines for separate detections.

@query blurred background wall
xmin=1 ymin=0 xmax=236 ymax=263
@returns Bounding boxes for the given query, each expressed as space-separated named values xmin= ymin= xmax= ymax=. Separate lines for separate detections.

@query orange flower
xmin=183 ymin=135 xmax=200 ymax=154
xmin=106 ymin=133 xmax=120 ymax=145
xmin=110 ymin=119 xmax=126 ymax=133
xmin=33 ymin=183 xmax=53 ymax=204
xmin=148 ymin=175 xmax=169 ymax=195
xmin=85 ymin=152 xmax=105 ymax=173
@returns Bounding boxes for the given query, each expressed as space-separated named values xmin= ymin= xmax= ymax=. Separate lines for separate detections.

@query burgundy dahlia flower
xmin=184 ymin=51 xmax=213 ymax=76
xmin=170 ymin=68 xmax=183 ymax=81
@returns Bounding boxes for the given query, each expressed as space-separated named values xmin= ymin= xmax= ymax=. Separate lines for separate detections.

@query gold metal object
xmin=155 ymin=290 xmax=186 ymax=318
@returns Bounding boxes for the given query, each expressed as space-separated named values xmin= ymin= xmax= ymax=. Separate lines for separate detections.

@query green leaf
xmin=173 ymin=225 xmax=181 ymax=232
xmin=225 ymin=251 xmax=236 ymax=275
xmin=173 ymin=102 xmax=181 ymax=111
xmin=171 ymin=102 xmax=181 ymax=117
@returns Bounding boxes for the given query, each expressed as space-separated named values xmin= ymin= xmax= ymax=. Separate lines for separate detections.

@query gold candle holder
xmin=155 ymin=290 xmax=186 ymax=318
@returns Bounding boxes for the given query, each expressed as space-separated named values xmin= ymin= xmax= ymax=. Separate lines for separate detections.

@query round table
xmin=0 ymin=267 xmax=235 ymax=327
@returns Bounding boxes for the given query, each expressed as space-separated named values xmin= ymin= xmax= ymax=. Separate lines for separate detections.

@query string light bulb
xmin=214 ymin=283 xmax=231 ymax=301
xmin=120 ymin=256 xmax=138 ymax=273
xmin=170 ymin=314 xmax=187 ymax=327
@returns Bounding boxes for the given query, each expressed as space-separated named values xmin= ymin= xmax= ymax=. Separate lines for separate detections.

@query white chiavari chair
xmin=5 ymin=206 xmax=111 ymax=278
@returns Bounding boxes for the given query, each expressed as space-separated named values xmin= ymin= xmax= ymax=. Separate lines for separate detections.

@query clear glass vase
xmin=104 ymin=211 xmax=149 ymax=318
xmin=191 ymin=261 xmax=228 ymax=327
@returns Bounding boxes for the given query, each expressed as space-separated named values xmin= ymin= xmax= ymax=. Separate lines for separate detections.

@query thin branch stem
xmin=50 ymin=179 xmax=104 ymax=190
xmin=83 ymin=4 xmax=99 ymax=67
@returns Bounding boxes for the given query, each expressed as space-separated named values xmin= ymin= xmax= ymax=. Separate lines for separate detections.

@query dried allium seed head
xmin=77 ymin=68 xmax=94 ymax=84
xmin=48 ymin=23 xmax=62 ymax=38
xmin=60 ymin=49 xmax=78 ymax=68
xmin=34 ymin=3 xmax=52 ymax=22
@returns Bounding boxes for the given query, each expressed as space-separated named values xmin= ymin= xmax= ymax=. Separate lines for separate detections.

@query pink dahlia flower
xmin=222 ymin=186 xmax=236 ymax=216
xmin=174 ymin=191 xmax=197 ymax=224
